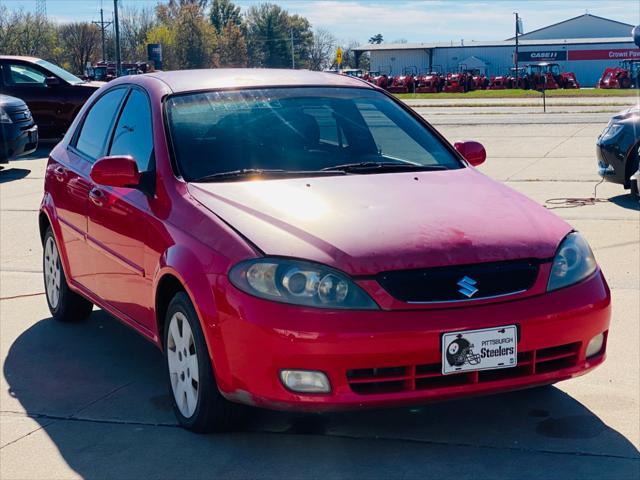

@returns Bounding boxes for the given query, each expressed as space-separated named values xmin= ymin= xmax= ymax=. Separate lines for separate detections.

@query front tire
xmin=43 ymin=227 xmax=93 ymax=322
xmin=165 ymin=292 xmax=236 ymax=433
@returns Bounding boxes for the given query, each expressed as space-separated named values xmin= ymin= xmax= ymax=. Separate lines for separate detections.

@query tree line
xmin=0 ymin=0 xmax=369 ymax=75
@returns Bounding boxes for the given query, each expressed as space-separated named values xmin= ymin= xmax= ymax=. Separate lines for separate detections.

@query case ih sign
xmin=518 ymin=51 xmax=567 ymax=62
xmin=568 ymin=49 xmax=640 ymax=61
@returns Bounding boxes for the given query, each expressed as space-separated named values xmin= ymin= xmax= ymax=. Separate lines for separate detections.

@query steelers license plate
xmin=441 ymin=325 xmax=517 ymax=375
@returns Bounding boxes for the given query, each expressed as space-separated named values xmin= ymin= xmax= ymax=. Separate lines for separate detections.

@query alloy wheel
xmin=44 ymin=236 xmax=61 ymax=309
xmin=167 ymin=312 xmax=200 ymax=418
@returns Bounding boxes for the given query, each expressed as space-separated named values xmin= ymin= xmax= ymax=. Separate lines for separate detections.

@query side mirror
xmin=454 ymin=141 xmax=486 ymax=167
xmin=45 ymin=76 xmax=61 ymax=87
xmin=90 ymin=156 xmax=141 ymax=188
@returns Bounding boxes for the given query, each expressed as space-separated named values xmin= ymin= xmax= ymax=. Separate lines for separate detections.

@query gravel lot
xmin=1 ymin=111 xmax=638 ymax=479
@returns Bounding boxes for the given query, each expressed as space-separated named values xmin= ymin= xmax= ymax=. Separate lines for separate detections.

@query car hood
xmin=188 ymin=168 xmax=571 ymax=275
xmin=75 ymin=81 xmax=105 ymax=89
xmin=0 ymin=94 xmax=26 ymax=110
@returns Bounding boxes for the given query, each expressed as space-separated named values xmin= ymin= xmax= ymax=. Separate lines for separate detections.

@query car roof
xmin=0 ymin=55 xmax=41 ymax=63
xmin=144 ymin=68 xmax=373 ymax=93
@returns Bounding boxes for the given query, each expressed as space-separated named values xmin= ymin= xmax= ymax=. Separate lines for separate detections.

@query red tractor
xmin=488 ymin=71 xmax=510 ymax=90
xmin=526 ymin=63 xmax=559 ymax=90
xmin=387 ymin=66 xmax=417 ymax=94
xmin=506 ymin=67 xmax=530 ymax=89
xmin=598 ymin=60 xmax=640 ymax=89
xmin=442 ymin=69 xmax=473 ymax=93
xmin=415 ymin=67 xmax=445 ymax=93
xmin=465 ymin=68 xmax=489 ymax=90
xmin=363 ymin=69 xmax=390 ymax=89
xmin=527 ymin=63 xmax=580 ymax=90
xmin=84 ymin=61 xmax=151 ymax=81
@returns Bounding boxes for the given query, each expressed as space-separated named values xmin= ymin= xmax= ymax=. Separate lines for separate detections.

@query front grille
xmin=7 ymin=108 xmax=32 ymax=124
xmin=346 ymin=342 xmax=580 ymax=395
xmin=377 ymin=259 xmax=540 ymax=303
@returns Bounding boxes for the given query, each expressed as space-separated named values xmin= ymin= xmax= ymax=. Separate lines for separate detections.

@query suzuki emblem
xmin=457 ymin=276 xmax=478 ymax=298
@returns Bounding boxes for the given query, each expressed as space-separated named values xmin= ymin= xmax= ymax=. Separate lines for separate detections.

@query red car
xmin=40 ymin=69 xmax=610 ymax=433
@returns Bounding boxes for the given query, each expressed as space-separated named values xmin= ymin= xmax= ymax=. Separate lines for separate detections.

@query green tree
xmin=0 ymin=8 xmax=59 ymax=59
xmin=245 ymin=3 xmax=290 ymax=68
xmin=368 ymin=33 xmax=383 ymax=44
xmin=209 ymin=0 xmax=242 ymax=34
xmin=288 ymin=14 xmax=313 ymax=68
xmin=173 ymin=3 xmax=217 ymax=69
xmin=214 ymin=23 xmax=248 ymax=67
xmin=245 ymin=3 xmax=313 ymax=69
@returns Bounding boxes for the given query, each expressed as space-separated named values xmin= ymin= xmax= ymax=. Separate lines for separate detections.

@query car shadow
xmin=608 ymin=193 xmax=640 ymax=211
xmin=4 ymin=311 xmax=639 ymax=478
xmin=0 ymin=167 xmax=30 ymax=184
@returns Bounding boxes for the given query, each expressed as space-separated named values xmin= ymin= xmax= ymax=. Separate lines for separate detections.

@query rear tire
xmin=43 ymin=227 xmax=93 ymax=322
xmin=164 ymin=292 xmax=236 ymax=433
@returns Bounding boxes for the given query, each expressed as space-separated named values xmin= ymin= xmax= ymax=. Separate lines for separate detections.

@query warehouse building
xmin=354 ymin=14 xmax=639 ymax=86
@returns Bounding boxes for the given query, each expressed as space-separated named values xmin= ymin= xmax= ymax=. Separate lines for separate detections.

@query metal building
xmin=354 ymin=14 xmax=639 ymax=86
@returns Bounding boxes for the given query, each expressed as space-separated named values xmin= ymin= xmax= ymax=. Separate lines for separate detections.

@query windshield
xmin=166 ymin=87 xmax=461 ymax=181
xmin=36 ymin=59 xmax=84 ymax=85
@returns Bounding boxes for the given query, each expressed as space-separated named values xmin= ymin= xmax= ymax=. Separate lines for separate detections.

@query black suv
xmin=0 ymin=94 xmax=38 ymax=163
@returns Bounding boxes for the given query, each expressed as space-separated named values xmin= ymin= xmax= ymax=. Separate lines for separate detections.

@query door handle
xmin=89 ymin=187 xmax=105 ymax=207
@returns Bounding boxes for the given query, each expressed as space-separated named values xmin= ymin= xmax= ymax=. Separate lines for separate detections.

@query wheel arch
xmin=152 ymin=245 xmax=233 ymax=392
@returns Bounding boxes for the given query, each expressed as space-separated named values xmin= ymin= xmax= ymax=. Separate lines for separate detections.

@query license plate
xmin=442 ymin=325 xmax=517 ymax=375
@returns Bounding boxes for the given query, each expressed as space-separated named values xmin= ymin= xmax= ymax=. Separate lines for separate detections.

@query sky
xmin=3 ymin=0 xmax=640 ymax=44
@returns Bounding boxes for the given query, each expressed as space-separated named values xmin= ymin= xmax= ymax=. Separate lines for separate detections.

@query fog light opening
xmin=586 ymin=333 xmax=605 ymax=358
xmin=280 ymin=370 xmax=331 ymax=393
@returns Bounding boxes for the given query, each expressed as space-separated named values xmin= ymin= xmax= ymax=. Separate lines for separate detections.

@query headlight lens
xmin=0 ymin=108 xmax=12 ymax=124
xmin=599 ymin=123 xmax=623 ymax=142
xmin=229 ymin=258 xmax=379 ymax=309
xmin=547 ymin=232 xmax=597 ymax=291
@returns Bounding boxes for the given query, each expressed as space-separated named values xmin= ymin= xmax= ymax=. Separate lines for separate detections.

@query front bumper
xmin=596 ymin=125 xmax=635 ymax=187
xmin=0 ymin=123 xmax=38 ymax=163
xmin=210 ymin=270 xmax=611 ymax=412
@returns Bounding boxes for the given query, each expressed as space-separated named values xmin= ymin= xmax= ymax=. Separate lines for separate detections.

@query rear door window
xmin=75 ymin=88 xmax=127 ymax=160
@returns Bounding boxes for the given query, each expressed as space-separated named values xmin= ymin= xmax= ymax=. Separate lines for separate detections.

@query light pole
xmin=290 ymin=30 xmax=295 ymax=69
xmin=114 ymin=0 xmax=122 ymax=76
xmin=514 ymin=12 xmax=520 ymax=88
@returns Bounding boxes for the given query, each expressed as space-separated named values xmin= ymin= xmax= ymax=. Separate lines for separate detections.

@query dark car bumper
xmin=0 ymin=123 xmax=38 ymax=163
xmin=596 ymin=123 xmax=637 ymax=188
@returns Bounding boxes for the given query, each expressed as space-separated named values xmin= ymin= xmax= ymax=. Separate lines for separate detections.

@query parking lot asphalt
xmin=1 ymin=115 xmax=639 ymax=479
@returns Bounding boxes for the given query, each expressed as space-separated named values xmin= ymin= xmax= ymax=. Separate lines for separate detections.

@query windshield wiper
xmin=322 ymin=162 xmax=447 ymax=173
xmin=192 ymin=168 xmax=345 ymax=182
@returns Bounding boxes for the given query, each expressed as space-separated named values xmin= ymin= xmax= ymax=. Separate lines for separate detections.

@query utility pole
xmin=290 ymin=30 xmax=295 ymax=69
xmin=92 ymin=9 xmax=112 ymax=62
xmin=113 ymin=0 xmax=122 ymax=77
xmin=514 ymin=12 xmax=520 ymax=88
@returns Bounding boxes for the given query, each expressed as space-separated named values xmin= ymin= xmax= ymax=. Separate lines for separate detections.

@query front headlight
xmin=547 ymin=232 xmax=597 ymax=291
xmin=599 ymin=123 xmax=623 ymax=142
xmin=229 ymin=258 xmax=379 ymax=310
xmin=0 ymin=108 xmax=12 ymax=124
